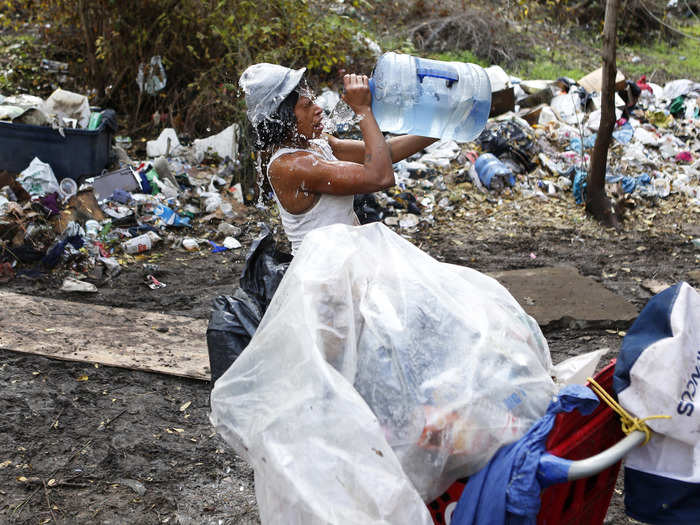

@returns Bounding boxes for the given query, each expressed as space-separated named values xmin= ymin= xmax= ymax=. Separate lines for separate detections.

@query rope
xmin=587 ymin=376 xmax=671 ymax=445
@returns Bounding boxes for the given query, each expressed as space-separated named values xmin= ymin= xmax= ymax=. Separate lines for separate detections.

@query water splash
xmin=255 ymin=152 xmax=265 ymax=209
xmin=322 ymin=98 xmax=362 ymax=133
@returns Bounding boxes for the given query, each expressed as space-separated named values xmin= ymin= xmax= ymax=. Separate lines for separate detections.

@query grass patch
xmin=510 ymin=45 xmax=587 ymax=81
xmin=618 ymin=23 xmax=700 ymax=83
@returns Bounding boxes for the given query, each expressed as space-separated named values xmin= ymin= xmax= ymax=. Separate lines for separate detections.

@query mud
xmin=1 ymin=196 xmax=698 ymax=524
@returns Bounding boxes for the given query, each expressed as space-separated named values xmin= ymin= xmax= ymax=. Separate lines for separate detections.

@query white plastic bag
xmin=18 ymin=157 xmax=60 ymax=197
xmin=210 ymin=223 xmax=555 ymax=523
xmin=553 ymin=348 xmax=608 ymax=385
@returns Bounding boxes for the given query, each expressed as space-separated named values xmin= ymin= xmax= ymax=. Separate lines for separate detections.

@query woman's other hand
xmin=341 ymin=74 xmax=372 ymax=116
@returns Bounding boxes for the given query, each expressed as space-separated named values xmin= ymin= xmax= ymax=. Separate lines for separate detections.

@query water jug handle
xmin=416 ymin=67 xmax=459 ymax=87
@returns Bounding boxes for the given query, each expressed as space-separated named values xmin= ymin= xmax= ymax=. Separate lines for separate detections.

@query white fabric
xmin=268 ymin=139 xmax=357 ymax=254
xmin=619 ymin=283 xmax=700 ymax=482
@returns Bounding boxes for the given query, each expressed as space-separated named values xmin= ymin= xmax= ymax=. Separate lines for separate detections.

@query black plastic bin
xmin=0 ymin=120 xmax=113 ymax=182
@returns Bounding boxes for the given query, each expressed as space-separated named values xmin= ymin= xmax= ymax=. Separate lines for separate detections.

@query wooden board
xmin=0 ymin=290 xmax=210 ymax=380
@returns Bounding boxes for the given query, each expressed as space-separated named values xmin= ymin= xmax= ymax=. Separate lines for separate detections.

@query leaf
xmin=76 ymin=374 xmax=89 ymax=382
xmin=179 ymin=401 xmax=191 ymax=412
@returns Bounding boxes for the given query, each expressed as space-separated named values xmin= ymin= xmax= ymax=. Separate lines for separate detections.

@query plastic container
xmin=58 ymin=177 xmax=77 ymax=201
xmin=121 ymin=231 xmax=161 ymax=254
xmin=85 ymin=219 xmax=100 ymax=239
xmin=474 ymin=153 xmax=515 ymax=190
xmin=0 ymin=120 xmax=113 ymax=182
xmin=369 ymin=52 xmax=491 ymax=142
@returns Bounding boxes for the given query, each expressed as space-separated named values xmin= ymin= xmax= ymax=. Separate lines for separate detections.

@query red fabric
xmin=637 ymin=75 xmax=653 ymax=93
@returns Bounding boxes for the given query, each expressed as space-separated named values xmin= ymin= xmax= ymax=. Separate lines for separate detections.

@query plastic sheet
xmin=210 ymin=223 xmax=555 ymax=523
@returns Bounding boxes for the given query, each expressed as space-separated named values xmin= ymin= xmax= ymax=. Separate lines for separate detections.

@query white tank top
xmin=267 ymin=139 xmax=358 ymax=254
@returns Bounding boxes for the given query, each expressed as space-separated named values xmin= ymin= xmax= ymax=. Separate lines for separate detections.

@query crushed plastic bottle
xmin=474 ymin=153 xmax=515 ymax=191
xmin=369 ymin=52 xmax=491 ymax=142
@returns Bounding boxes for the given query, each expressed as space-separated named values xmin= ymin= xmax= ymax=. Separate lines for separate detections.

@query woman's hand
xmin=341 ymin=74 xmax=372 ymax=117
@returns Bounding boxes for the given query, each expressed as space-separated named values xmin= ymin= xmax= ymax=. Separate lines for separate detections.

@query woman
xmin=240 ymin=63 xmax=436 ymax=254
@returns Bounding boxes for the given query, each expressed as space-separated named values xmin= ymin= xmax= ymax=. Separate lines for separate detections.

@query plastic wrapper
xmin=210 ymin=223 xmax=555 ymax=524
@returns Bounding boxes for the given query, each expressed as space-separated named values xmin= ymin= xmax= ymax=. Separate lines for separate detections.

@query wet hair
xmin=252 ymin=89 xmax=299 ymax=150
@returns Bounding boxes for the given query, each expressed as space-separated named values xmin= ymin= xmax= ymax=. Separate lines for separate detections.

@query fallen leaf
xmin=47 ymin=479 xmax=57 ymax=487
xmin=173 ymin=428 xmax=185 ymax=433
xmin=0 ymin=460 xmax=11 ymax=469
xmin=76 ymin=374 xmax=89 ymax=382
xmin=179 ymin=401 xmax=191 ymax=412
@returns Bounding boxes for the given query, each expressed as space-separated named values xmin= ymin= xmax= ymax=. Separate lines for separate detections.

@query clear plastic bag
xmin=210 ymin=223 xmax=555 ymax=523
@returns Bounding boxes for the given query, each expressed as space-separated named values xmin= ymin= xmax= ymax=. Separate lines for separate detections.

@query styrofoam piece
xmin=147 ymin=128 xmax=181 ymax=157
xmin=193 ymin=124 xmax=239 ymax=161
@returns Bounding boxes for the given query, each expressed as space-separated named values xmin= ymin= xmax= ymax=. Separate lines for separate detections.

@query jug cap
xmin=239 ymin=63 xmax=306 ymax=126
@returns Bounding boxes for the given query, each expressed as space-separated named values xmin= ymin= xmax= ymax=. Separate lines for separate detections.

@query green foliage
xmin=429 ymin=50 xmax=489 ymax=68
xmin=1 ymin=0 xmax=375 ymax=136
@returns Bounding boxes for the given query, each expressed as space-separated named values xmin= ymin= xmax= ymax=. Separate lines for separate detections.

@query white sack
xmin=210 ymin=223 xmax=555 ymax=524
xmin=616 ymin=282 xmax=700 ymax=482
xmin=43 ymin=88 xmax=91 ymax=129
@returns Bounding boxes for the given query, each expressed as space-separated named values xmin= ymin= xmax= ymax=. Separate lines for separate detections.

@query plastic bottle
xmin=474 ymin=153 xmax=514 ymax=190
xmin=369 ymin=52 xmax=491 ymax=142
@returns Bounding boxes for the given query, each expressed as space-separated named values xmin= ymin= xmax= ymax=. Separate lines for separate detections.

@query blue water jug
xmin=368 ymin=52 xmax=491 ymax=143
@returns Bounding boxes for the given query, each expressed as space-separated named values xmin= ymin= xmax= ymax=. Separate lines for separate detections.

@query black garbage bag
xmin=476 ymin=120 xmax=539 ymax=173
xmin=354 ymin=193 xmax=385 ymax=224
xmin=206 ymin=228 xmax=292 ymax=383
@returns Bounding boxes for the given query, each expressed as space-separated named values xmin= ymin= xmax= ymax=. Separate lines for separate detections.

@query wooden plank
xmin=0 ymin=291 xmax=211 ymax=380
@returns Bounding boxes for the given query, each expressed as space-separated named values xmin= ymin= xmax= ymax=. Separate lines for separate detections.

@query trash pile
xmin=340 ymin=68 xmax=699 ymax=231
xmin=0 ymin=122 xmax=248 ymax=290
xmin=0 ymin=87 xmax=109 ymax=131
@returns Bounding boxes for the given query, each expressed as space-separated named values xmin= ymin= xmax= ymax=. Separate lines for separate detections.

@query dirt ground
xmin=1 ymin=190 xmax=698 ymax=524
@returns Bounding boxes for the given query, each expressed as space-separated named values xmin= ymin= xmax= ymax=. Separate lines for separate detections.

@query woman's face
xmin=293 ymin=95 xmax=324 ymax=140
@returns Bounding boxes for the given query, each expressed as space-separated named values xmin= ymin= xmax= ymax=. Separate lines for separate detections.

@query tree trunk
xmin=586 ymin=0 xmax=621 ymax=228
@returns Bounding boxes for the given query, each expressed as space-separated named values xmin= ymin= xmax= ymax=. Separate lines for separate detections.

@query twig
xmin=42 ymin=478 xmax=58 ymax=524
xmin=103 ymin=408 xmax=127 ymax=429
xmin=11 ymin=439 xmax=93 ymax=519
xmin=49 ymin=408 xmax=65 ymax=431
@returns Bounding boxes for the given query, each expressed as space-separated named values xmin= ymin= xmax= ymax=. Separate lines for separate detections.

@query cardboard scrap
xmin=578 ymin=67 xmax=626 ymax=94
xmin=0 ymin=290 xmax=210 ymax=380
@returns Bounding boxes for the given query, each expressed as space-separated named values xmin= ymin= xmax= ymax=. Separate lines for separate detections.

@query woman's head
xmin=239 ymin=63 xmax=323 ymax=150
xmin=251 ymin=83 xmax=324 ymax=150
